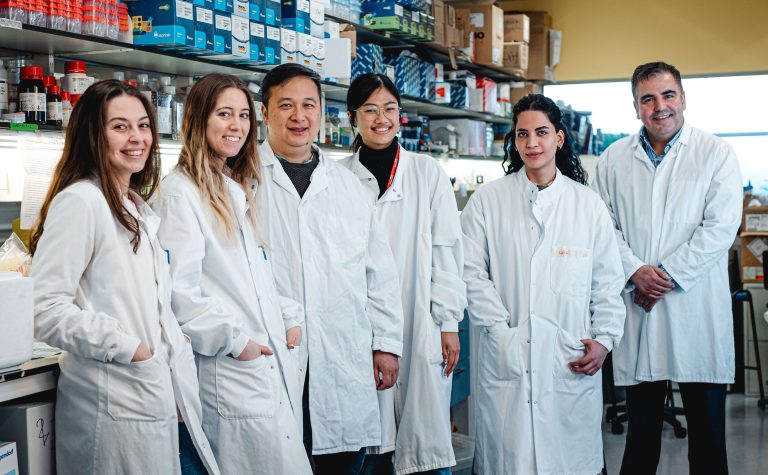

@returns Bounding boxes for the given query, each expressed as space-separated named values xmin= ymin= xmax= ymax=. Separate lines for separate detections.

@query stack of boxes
xmin=281 ymin=0 xmax=324 ymax=72
xmin=502 ymin=14 xmax=529 ymax=77
xmin=384 ymin=51 xmax=422 ymax=98
xmin=128 ymin=0 xmax=282 ymax=65
xmin=510 ymin=11 xmax=562 ymax=81
xmin=352 ymin=43 xmax=385 ymax=80
xmin=455 ymin=3 xmax=503 ymax=67
xmin=359 ymin=0 xmax=434 ymax=41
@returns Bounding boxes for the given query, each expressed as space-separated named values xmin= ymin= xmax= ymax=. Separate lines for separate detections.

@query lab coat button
xmin=533 ymin=401 xmax=538 ymax=405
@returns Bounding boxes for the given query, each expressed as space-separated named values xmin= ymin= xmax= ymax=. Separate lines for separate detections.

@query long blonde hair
xmin=30 ymin=80 xmax=160 ymax=255
xmin=176 ymin=74 xmax=260 ymax=238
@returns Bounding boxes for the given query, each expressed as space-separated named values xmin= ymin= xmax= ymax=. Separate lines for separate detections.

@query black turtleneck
xmin=359 ymin=140 xmax=399 ymax=198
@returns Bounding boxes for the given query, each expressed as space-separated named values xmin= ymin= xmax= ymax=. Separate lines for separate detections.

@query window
xmin=544 ymin=74 xmax=768 ymax=189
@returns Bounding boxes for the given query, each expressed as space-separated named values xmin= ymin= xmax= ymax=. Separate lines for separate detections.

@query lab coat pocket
xmin=480 ymin=325 xmax=522 ymax=383
xmin=106 ymin=355 xmax=172 ymax=422
xmin=215 ymin=355 xmax=277 ymax=420
xmin=550 ymin=246 xmax=591 ymax=296
xmin=553 ymin=329 xmax=587 ymax=380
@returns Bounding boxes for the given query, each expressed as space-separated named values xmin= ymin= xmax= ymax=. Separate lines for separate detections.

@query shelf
xmin=0 ymin=21 xmax=270 ymax=79
xmin=325 ymin=15 xmax=524 ymax=83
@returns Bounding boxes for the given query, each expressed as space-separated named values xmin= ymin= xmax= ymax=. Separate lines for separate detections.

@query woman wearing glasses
xmin=340 ymin=73 xmax=466 ymax=475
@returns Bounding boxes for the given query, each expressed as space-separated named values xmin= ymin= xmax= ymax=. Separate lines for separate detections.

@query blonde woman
xmin=152 ymin=73 xmax=311 ymax=474
xmin=30 ymin=80 xmax=218 ymax=474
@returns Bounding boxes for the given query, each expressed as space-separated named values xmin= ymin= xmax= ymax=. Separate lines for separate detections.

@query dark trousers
xmin=178 ymin=422 xmax=207 ymax=475
xmin=619 ymin=381 xmax=728 ymax=475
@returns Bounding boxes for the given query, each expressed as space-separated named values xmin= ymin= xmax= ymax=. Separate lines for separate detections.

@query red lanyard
xmin=386 ymin=146 xmax=400 ymax=191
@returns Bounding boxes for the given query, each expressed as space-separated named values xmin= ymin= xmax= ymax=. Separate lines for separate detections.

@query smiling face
xmin=354 ymin=86 xmax=400 ymax=150
xmin=205 ymin=87 xmax=251 ymax=161
xmin=263 ymin=76 xmax=322 ymax=162
xmin=634 ymin=72 xmax=686 ymax=149
xmin=514 ymin=110 xmax=564 ymax=183
xmin=104 ymin=94 xmax=153 ymax=191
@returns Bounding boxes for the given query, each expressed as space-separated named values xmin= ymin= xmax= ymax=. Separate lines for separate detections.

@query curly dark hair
xmin=502 ymin=94 xmax=587 ymax=185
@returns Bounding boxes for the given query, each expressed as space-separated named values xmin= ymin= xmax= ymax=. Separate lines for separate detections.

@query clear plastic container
xmin=66 ymin=0 xmax=83 ymax=34
xmin=47 ymin=1 xmax=67 ymax=31
xmin=106 ymin=0 xmax=118 ymax=40
xmin=0 ymin=0 xmax=28 ymax=23
xmin=82 ymin=1 xmax=107 ymax=37
xmin=27 ymin=0 xmax=48 ymax=27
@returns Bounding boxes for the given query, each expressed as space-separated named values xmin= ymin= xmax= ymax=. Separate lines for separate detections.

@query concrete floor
xmin=602 ymin=395 xmax=768 ymax=474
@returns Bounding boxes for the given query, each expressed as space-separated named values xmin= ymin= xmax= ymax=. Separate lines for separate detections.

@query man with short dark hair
xmin=592 ymin=61 xmax=742 ymax=474
xmin=256 ymin=63 xmax=404 ymax=474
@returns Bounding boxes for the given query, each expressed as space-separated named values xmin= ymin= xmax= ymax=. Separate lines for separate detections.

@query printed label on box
xmin=177 ymin=0 xmax=194 ymax=20
xmin=267 ymin=25 xmax=280 ymax=41
xmin=395 ymin=5 xmax=403 ymax=16
xmin=747 ymin=238 xmax=768 ymax=262
xmin=746 ymin=214 xmax=768 ymax=232
xmin=216 ymin=14 xmax=232 ymax=30
xmin=197 ymin=7 xmax=213 ymax=23
xmin=251 ymin=22 xmax=265 ymax=37
xmin=469 ymin=12 xmax=484 ymax=28
xmin=744 ymin=266 xmax=764 ymax=280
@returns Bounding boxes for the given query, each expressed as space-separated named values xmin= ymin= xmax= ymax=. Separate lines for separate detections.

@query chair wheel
xmin=674 ymin=426 xmax=687 ymax=439
xmin=611 ymin=422 xmax=624 ymax=434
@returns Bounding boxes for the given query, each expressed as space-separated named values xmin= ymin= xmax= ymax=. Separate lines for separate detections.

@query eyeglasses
xmin=355 ymin=105 xmax=402 ymax=120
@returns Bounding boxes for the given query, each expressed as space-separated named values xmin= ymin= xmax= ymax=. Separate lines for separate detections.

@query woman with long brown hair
xmin=151 ymin=73 xmax=311 ymax=474
xmin=30 ymin=80 xmax=219 ymax=474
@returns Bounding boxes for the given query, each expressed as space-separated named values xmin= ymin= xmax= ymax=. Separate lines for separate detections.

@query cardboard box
xmin=233 ymin=0 xmax=249 ymax=17
xmin=0 ymin=400 xmax=55 ymax=475
xmin=509 ymin=82 xmax=541 ymax=106
xmin=743 ymin=206 xmax=768 ymax=233
xmin=741 ymin=235 xmax=767 ymax=283
xmin=214 ymin=0 xmax=234 ymax=13
xmin=280 ymin=27 xmax=298 ymax=63
xmin=265 ymin=24 xmax=281 ymax=63
xmin=504 ymin=14 xmax=529 ymax=43
xmin=0 ymin=441 xmax=19 ymax=475
xmin=445 ymin=25 xmax=463 ymax=48
xmin=433 ymin=20 xmax=445 ymax=44
xmin=455 ymin=4 xmax=503 ymax=67
xmin=194 ymin=6 xmax=215 ymax=52
xmin=249 ymin=0 xmax=265 ymax=22
xmin=250 ymin=21 xmax=266 ymax=63
xmin=322 ymin=38 xmax=351 ymax=79
xmin=309 ymin=0 xmax=324 ymax=38
xmin=445 ymin=4 xmax=455 ymax=27
xmin=433 ymin=0 xmax=444 ymax=23
xmin=502 ymin=42 xmax=528 ymax=72
xmin=527 ymin=27 xmax=549 ymax=80
xmin=265 ymin=0 xmax=281 ymax=26
xmin=340 ymin=23 xmax=356 ymax=57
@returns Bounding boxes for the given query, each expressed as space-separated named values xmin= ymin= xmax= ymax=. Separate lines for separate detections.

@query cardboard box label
xmin=747 ymin=237 xmax=768 ymax=262
xmin=744 ymin=266 xmax=764 ymax=281
xmin=469 ymin=12 xmax=484 ymax=28
xmin=216 ymin=14 xmax=231 ymax=30
xmin=197 ymin=7 xmax=213 ymax=23
xmin=746 ymin=213 xmax=768 ymax=232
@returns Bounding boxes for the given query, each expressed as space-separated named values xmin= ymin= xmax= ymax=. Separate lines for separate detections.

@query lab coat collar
xmin=86 ymin=175 xmax=160 ymax=239
xmin=517 ymin=167 xmax=563 ymax=206
xmin=632 ymin=121 xmax=691 ymax=165
xmin=344 ymin=144 xmax=408 ymax=203
xmin=259 ymin=140 xmax=328 ymax=200
xmin=221 ymin=173 xmax=250 ymax=223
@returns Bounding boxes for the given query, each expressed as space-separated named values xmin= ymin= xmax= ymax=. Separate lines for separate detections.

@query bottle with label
xmin=61 ymin=92 xmax=73 ymax=128
xmin=6 ymin=59 xmax=28 ymax=113
xmin=136 ymin=73 xmax=155 ymax=109
xmin=0 ymin=60 xmax=7 ymax=115
xmin=19 ymin=66 xmax=46 ymax=125
xmin=172 ymin=79 xmax=188 ymax=137
xmin=46 ymin=85 xmax=63 ymax=127
xmin=62 ymin=61 xmax=90 ymax=95
xmin=156 ymin=76 xmax=174 ymax=135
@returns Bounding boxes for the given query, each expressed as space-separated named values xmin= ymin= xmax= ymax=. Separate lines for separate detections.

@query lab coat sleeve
xmin=591 ymin=153 xmax=646 ymax=287
xmin=32 ymin=190 xmax=141 ymax=364
xmin=589 ymin=204 xmax=628 ymax=352
xmin=153 ymin=191 xmax=252 ymax=357
xmin=660 ymin=144 xmax=743 ymax=292
xmin=460 ymin=193 xmax=511 ymax=328
xmin=430 ymin=172 xmax=467 ymax=332
xmin=278 ymin=295 xmax=303 ymax=331
xmin=365 ymin=214 xmax=405 ymax=357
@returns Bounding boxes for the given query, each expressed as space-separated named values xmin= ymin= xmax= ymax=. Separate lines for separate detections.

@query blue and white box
xmin=194 ymin=5 xmax=215 ymax=52
xmin=282 ymin=0 xmax=310 ymax=34
xmin=193 ymin=0 xmax=214 ymax=8
xmin=311 ymin=36 xmax=325 ymax=74
xmin=214 ymin=0 xmax=234 ymax=13
xmin=265 ymin=0 xmax=282 ymax=26
xmin=231 ymin=14 xmax=250 ymax=58
xmin=309 ymin=0 xmax=324 ymax=38
xmin=265 ymin=25 xmax=281 ymax=63
xmin=250 ymin=0 xmax=265 ymax=22
xmin=249 ymin=21 xmax=266 ymax=63
xmin=298 ymin=32 xmax=313 ymax=68
xmin=203 ymin=12 xmax=232 ymax=56
xmin=233 ymin=0 xmax=249 ymax=17
xmin=280 ymin=28 xmax=298 ymax=63
xmin=130 ymin=0 xmax=195 ymax=49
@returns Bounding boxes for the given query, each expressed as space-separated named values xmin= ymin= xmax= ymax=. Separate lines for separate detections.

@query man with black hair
xmin=592 ymin=61 xmax=743 ymax=475
xmin=255 ymin=63 xmax=404 ymax=474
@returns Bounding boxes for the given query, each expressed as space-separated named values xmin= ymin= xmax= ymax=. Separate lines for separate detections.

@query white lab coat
xmin=256 ymin=140 xmax=404 ymax=455
xmin=339 ymin=147 xmax=466 ymax=474
xmin=151 ymin=170 xmax=311 ymax=475
xmin=461 ymin=169 xmax=626 ymax=475
xmin=592 ymin=123 xmax=743 ymax=385
xmin=32 ymin=179 xmax=219 ymax=475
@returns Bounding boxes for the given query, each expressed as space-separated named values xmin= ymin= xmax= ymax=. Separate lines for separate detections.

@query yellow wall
xmin=498 ymin=0 xmax=768 ymax=82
